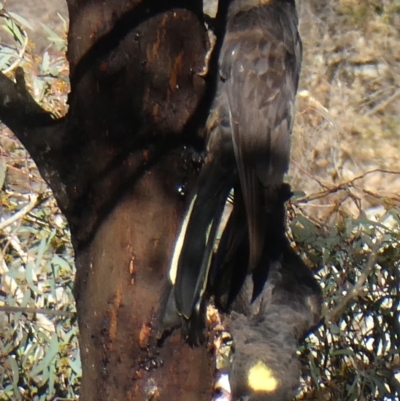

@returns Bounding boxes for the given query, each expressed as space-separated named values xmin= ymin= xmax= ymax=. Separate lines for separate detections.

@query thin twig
xmin=290 ymin=159 xmax=331 ymax=190
xmin=365 ymin=89 xmax=400 ymax=117
xmin=297 ymin=89 xmax=338 ymax=130
xmin=0 ymin=305 xmax=74 ymax=317
xmin=324 ymin=239 xmax=381 ymax=323
xmin=0 ymin=194 xmax=38 ymax=230
xmin=294 ymin=169 xmax=400 ymax=204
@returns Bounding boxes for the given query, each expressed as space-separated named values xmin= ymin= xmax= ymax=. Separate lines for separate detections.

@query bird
xmin=157 ymin=0 xmax=303 ymax=344
xmin=210 ymin=186 xmax=322 ymax=401
xmin=224 ymin=242 xmax=322 ymax=401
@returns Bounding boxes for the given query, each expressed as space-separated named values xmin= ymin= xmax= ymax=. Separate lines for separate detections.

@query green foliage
xmin=0 ymin=4 xmax=29 ymax=74
xmin=0 ymin=155 xmax=80 ymax=399
xmin=292 ymin=198 xmax=400 ymax=400
xmin=0 ymin=4 xmax=76 ymax=400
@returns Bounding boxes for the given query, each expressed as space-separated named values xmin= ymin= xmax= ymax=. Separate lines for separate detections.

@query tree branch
xmin=0 ymin=67 xmax=55 ymax=125
xmin=0 ymin=305 xmax=74 ymax=317
xmin=0 ymin=194 xmax=38 ymax=230
xmin=0 ymin=68 xmax=72 ymax=213
xmin=0 ymin=67 xmax=66 ymax=150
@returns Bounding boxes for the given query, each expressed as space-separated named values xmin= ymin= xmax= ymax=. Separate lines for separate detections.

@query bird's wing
xmin=221 ymin=4 xmax=302 ymax=271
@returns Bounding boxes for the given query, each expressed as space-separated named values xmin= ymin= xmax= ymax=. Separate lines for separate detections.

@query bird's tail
xmin=210 ymin=184 xmax=248 ymax=309
xmin=158 ymin=159 xmax=234 ymax=344
xmin=212 ymin=183 xmax=292 ymax=309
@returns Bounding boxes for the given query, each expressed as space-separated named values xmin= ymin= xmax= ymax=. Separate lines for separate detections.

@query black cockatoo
xmin=158 ymin=0 xmax=302 ymax=344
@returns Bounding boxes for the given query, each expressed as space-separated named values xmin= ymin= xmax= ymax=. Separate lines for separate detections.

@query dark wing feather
xmin=173 ymin=160 xmax=233 ymax=321
xmin=221 ymin=4 xmax=302 ymax=271
xmin=173 ymin=91 xmax=237 ymax=325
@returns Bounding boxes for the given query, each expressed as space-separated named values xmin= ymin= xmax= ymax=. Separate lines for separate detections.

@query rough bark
xmin=0 ymin=0 xmax=214 ymax=399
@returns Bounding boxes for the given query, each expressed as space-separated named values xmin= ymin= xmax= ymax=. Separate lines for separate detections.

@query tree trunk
xmin=0 ymin=0 xmax=214 ymax=399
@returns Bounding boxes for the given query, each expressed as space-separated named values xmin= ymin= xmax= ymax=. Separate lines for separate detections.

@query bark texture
xmin=0 ymin=0 xmax=214 ymax=399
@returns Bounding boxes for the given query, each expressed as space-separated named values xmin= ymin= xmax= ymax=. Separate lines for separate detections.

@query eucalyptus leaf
xmin=7 ymin=356 xmax=20 ymax=396
xmin=0 ymin=52 xmax=13 ymax=70
xmin=29 ymin=332 xmax=58 ymax=378
xmin=5 ymin=19 xmax=24 ymax=44
xmin=25 ymin=262 xmax=40 ymax=294
xmin=7 ymin=11 xmax=33 ymax=30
